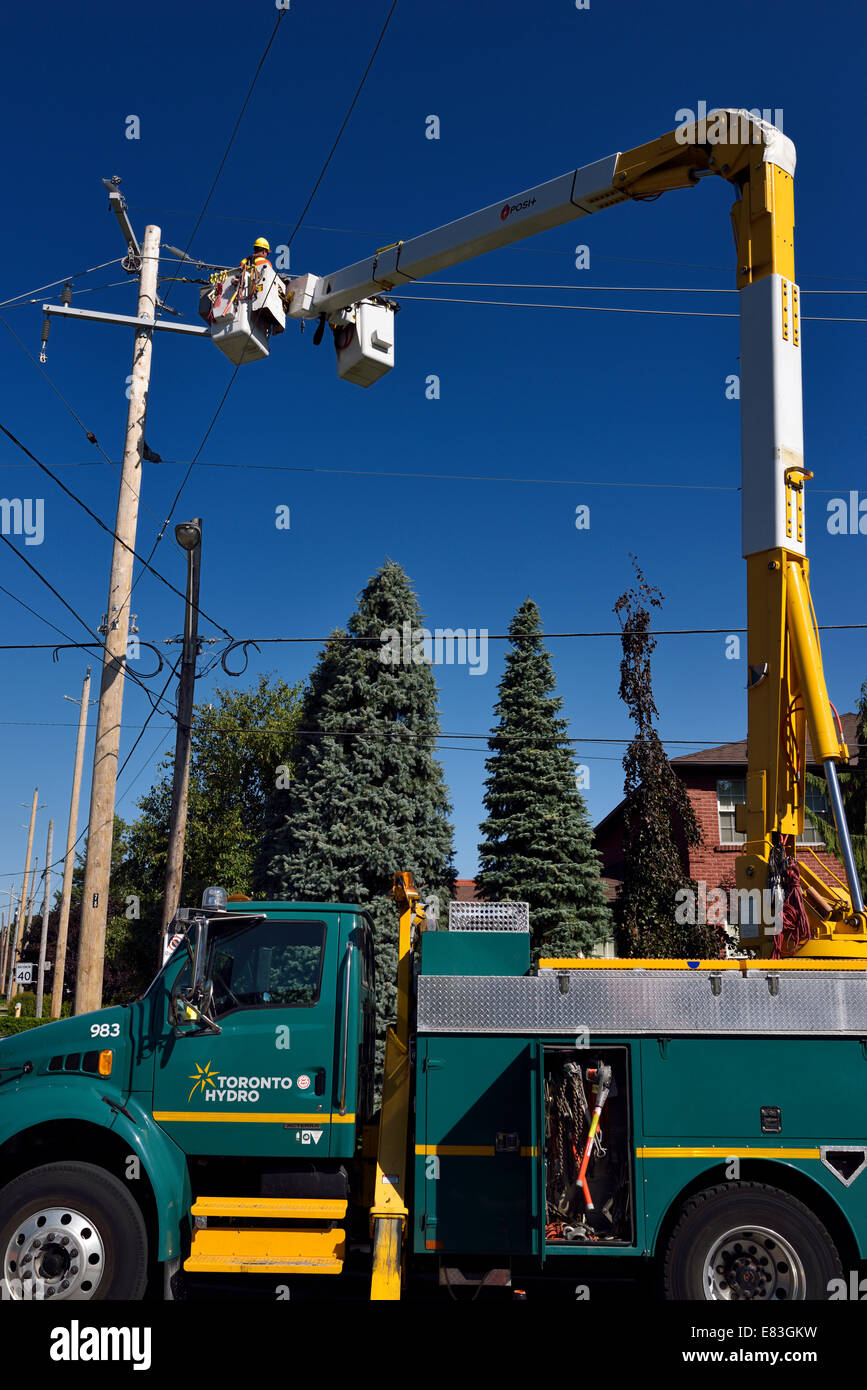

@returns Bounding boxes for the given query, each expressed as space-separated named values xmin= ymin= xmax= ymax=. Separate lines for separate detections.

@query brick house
xmin=594 ymin=714 xmax=858 ymax=920
xmin=454 ymin=879 xmax=479 ymax=903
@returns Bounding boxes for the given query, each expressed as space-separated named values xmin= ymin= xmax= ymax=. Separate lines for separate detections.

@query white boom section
xmin=740 ymin=275 xmax=806 ymax=559
xmin=289 ymin=113 xmax=804 ymax=563
xmin=289 ymin=154 xmax=624 ymax=319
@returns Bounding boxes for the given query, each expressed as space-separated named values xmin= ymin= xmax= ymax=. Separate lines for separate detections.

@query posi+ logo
xmin=500 ymin=196 xmax=537 ymax=222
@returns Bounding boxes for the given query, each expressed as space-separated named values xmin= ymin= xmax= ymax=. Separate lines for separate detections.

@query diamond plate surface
xmin=416 ymin=970 xmax=867 ymax=1034
xmin=448 ymin=901 xmax=529 ymax=932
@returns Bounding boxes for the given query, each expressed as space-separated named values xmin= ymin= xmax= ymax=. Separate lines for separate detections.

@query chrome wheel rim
xmin=703 ymin=1223 xmax=805 ymax=1300
xmin=4 ymin=1204 xmax=106 ymax=1300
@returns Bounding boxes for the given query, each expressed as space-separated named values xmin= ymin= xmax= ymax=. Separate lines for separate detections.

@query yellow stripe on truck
xmin=414 ymin=1145 xmax=538 ymax=1157
xmin=637 ymin=1146 xmax=820 ymax=1160
xmin=153 ymin=1111 xmax=355 ymax=1124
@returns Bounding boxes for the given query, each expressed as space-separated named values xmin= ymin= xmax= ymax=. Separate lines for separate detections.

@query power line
xmin=1 ymin=619 xmax=863 ymax=660
xmin=127 ymin=10 xmax=292 ymax=584
xmin=0 ymin=315 xmax=165 ymax=531
xmin=412 ymin=280 xmax=867 ymax=295
xmin=0 ymin=419 xmax=233 ymax=637
xmin=216 ymin=623 xmax=867 ymax=645
xmin=284 ymin=0 xmax=400 ymax=249
xmin=1 ymin=279 xmax=136 ymax=310
xmin=157 ymin=9 xmax=289 ymax=309
xmin=0 ymin=583 xmax=81 ymax=647
xmin=41 ymin=458 xmax=860 ymax=500
xmin=133 ymin=1 xmax=397 ymax=575
xmin=0 ymin=258 xmax=125 ymax=312
xmin=390 ymin=293 xmax=867 ymax=324
xmin=0 ymin=533 xmax=176 ymax=718
xmin=127 ymin=207 xmax=867 ymax=285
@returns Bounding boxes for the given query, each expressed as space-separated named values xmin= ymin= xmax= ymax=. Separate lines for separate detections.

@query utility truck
xmin=8 ymin=110 xmax=865 ymax=1302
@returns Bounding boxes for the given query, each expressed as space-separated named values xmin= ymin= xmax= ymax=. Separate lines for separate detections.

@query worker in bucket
xmin=250 ymin=236 xmax=272 ymax=269
xmin=238 ymin=237 xmax=273 ymax=297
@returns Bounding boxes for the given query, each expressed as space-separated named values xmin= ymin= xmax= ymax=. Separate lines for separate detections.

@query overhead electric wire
xmin=49 ymin=458 xmax=856 ymax=499
xmin=283 ymin=0 xmax=400 ymax=249
xmin=216 ymin=622 xmax=866 ymax=644
xmin=0 ymin=583 xmax=82 ymax=647
xmin=0 ymin=532 xmax=176 ymax=719
xmin=410 ymin=280 xmax=867 ymax=295
xmin=0 ymin=315 xmax=164 ymax=529
xmin=125 ymin=8 xmax=295 ymax=588
xmin=157 ymin=8 xmax=289 ymax=310
xmin=3 ymin=617 xmax=865 ymax=657
xmin=0 ymin=419 xmax=233 ymax=638
xmin=0 ymin=258 xmax=125 ymax=312
xmin=390 ymin=293 xmax=867 ymax=324
xmin=137 ymin=1 xmax=397 ymax=567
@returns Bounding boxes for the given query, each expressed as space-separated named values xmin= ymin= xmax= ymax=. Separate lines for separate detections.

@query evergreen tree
xmin=613 ymin=560 xmax=722 ymax=958
xmin=805 ymin=682 xmax=867 ymax=889
xmin=476 ymin=598 xmax=610 ymax=960
xmin=256 ymin=560 xmax=456 ymax=1076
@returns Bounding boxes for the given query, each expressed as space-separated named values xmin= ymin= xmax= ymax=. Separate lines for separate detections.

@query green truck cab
xmin=1 ymin=887 xmax=866 ymax=1302
xmin=0 ymin=897 xmax=375 ymax=1299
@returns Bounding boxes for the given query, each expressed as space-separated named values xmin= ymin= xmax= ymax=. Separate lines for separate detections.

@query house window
xmin=798 ymin=783 xmax=831 ymax=847
xmin=717 ymin=777 xmax=831 ymax=848
xmin=717 ymin=778 xmax=746 ymax=845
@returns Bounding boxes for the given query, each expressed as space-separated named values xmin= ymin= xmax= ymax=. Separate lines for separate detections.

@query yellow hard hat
xmin=254 ymin=237 xmax=271 ymax=252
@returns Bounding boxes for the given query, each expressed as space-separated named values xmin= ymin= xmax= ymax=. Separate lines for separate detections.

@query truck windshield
xmin=207 ymin=918 xmax=326 ymax=1016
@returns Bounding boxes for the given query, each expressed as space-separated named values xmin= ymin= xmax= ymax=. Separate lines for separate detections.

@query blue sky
xmin=1 ymin=0 xmax=865 ymax=902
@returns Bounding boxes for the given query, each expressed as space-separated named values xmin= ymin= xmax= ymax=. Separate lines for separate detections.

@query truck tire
xmin=663 ymin=1181 xmax=842 ymax=1301
xmin=0 ymin=1161 xmax=148 ymax=1301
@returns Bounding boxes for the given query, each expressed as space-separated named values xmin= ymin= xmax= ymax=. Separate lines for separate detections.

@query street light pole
xmin=160 ymin=519 xmax=203 ymax=945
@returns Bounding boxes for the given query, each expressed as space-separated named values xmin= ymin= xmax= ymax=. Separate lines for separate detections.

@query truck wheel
xmin=663 ymin=1181 xmax=842 ymax=1301
xmin=0 ymin=1161 xmax=147 ymax=1301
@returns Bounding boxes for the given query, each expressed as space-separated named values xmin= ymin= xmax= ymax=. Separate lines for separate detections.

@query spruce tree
xmin=476 ymin=598 xmax=610 ymax=960
xmin=805 ymin=682 xmax=867 ymax=889
xmin=613 ymin=560 xmax=722 ymax=958
xmin=256 ymin=560 xmax=455 ymax=1077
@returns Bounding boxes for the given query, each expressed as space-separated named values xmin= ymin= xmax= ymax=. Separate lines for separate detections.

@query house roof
xmin=594 ymin=712 xmax=860 ymax=838
xmin=671 ymin=712 xmax=860 ymax=768
xmin=454 ymin=879 xmax=479 ymax=902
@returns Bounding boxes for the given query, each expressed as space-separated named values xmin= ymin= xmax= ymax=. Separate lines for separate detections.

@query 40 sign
xmin=14 ymin=963 xmax=35 ymax=986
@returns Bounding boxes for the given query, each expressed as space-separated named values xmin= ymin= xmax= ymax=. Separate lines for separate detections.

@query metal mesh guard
xmin=448 ymin=901 xmax=529 ymax=932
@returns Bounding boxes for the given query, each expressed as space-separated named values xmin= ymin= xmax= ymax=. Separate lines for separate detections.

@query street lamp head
xmin=174 ymin=521 xmax=201 ymax=552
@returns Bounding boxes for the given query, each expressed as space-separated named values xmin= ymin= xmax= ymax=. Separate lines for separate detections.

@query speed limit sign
xmin=162 ymin=932 xmax=184 ymax=964
xmin=14 ymin=963 xmax=35 ymax=986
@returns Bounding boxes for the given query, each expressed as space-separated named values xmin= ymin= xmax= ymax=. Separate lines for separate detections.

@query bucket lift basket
xmin=199 ymin=264 xmax=286 ymax=365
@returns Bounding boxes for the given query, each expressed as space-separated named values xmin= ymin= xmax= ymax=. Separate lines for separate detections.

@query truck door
xmin=151 ymin=914 xmax=342 ymax=1158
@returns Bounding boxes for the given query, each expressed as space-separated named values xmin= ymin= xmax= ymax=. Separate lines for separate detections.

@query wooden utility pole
xmin=1 ymin=887 xmax=16 ymax=995
xmin=36 ymin=820 xmax=54 ymax=1019
xmin=9 ymin=788 xmax=38 ymax=998
xmin=161 ymin=519 xmax=203 ymax=941
xmin=76 ymin=225 xmax=161 ymax=1016
xmin=52 ymin=668 xmax=91 ymax=1018
xmin=15 ymin=859 xmax=39 ymax=995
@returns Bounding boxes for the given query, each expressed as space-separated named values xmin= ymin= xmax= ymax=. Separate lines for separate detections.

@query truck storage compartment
xmin=544 ymin=1045 xmax=633 ymax=1247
